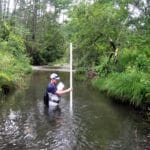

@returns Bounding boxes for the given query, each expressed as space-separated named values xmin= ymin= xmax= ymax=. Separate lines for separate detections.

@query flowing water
xmin=0 ymin=71 xmax=149 ymax=150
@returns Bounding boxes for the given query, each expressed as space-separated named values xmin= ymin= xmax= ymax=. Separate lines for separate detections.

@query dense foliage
xmin=0 ymin=0 xmax=71 ymax=93
xmin=0 ymin=0 xmax=71 ymax=65
xmin=0 ymin=0 xmax=149 ymax=107
xmin=66 ymin=0 xmax=150 ymax=106
xmin=0 ymin=22 xmax=31 ymax=93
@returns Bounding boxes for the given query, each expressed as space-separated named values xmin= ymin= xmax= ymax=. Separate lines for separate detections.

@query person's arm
xmin=56 ymin=88 xmax=72 ymax=96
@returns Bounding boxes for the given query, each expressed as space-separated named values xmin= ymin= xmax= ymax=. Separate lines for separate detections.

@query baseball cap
xmin=50 ymin=73 xmax=60 ymax=80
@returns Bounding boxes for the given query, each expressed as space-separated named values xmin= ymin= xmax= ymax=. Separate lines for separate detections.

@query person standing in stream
xmin=44 ymin=73 xmax=72 ymax=108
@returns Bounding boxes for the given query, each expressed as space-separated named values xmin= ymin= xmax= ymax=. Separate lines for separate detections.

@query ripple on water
xmin=0 ymin=71 xmax=150 ymax=150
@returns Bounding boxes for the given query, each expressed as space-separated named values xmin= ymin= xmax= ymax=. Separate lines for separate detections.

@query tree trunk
xmin=109 ymin=38 xmax=118 ymax=64
xmin=31 ymin=0 xmax=39 ymax=41
xmin=6 ymin=0 xmax=10 ymax=18
xmin=3 ymin=0 xmax=7 ymax=20
xmin=0 ymin=0 xmax=2 ymax=21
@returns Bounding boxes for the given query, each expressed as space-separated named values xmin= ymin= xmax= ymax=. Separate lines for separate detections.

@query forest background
xmin=0 ymin=0 xmax=149 ymax=107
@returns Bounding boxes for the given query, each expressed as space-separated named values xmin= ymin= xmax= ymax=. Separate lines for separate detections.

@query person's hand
xmin=68 ymin=87 xmax=73 ymax=92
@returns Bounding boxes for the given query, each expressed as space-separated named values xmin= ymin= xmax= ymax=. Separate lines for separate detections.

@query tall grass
xmin=92 ymin=69 xmax=150 ymax=106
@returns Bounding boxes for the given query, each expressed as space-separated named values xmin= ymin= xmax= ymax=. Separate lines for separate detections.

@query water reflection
xmin=0 ymin=71 xmax=149 ymax=150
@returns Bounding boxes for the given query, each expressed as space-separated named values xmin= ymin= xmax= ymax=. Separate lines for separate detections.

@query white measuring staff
xmin=70 ymin=43 xmax=73 ymax=114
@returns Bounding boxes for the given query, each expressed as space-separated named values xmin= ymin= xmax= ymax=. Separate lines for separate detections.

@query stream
xmin=0 ymin=70 xmax=149 ymax=150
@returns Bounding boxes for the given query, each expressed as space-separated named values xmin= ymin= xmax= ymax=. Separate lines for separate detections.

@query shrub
xmin=0 ymin=22 xmax=31 ymax=93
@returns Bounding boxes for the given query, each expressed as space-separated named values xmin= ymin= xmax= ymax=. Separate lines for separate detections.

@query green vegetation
xmin=66 ymin=0 xmax=150 ymax=107
xmin=0 ymin=22 xmax=31 ymax=93
xmin=93 ymin=71 xmax=150 ymax=106
xmin=0 ymin=0 xmax=71 ymax=94
xmin=0 ymin=0 xmax=149 ymax=107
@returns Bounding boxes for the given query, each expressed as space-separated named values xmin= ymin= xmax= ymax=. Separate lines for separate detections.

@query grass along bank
xmin=92 ymin=70 xmax=150 ymax=108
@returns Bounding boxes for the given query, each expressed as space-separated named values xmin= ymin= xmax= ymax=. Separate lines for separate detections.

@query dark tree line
xmin=0 ymin=0 xmax=71 ymax=65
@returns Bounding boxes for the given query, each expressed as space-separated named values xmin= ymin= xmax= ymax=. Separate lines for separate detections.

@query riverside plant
xmin=92 ymin=69 xmax=150 ymax=107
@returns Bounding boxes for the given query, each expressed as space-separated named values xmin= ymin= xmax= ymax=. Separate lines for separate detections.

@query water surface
xmin=0 ymin=71 xmax=149 ymax=150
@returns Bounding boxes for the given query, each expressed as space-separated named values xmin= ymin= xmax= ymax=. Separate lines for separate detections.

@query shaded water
xmin=0 ymin=71 xmax=149 ymax=150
